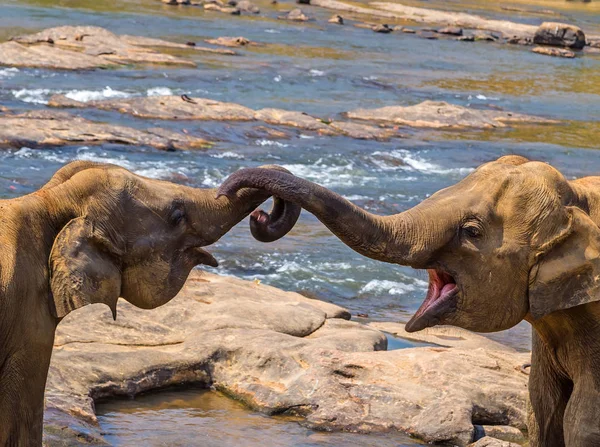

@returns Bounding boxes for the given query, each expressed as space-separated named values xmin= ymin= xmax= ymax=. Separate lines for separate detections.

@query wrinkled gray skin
xmin=0 ymin=161 xmax=299 ymax=446
xmin=219 ymin=155 xmax=600 ymax=447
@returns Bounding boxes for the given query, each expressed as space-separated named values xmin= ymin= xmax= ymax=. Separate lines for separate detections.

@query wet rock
xmin=232 ymin=0 xmax=260 ymax=13
xmin=0 ymin=110 xmax=209 ymax=150
xmin=205 ymin=36 xmax=253 ymax=47
xmin=533 ymin=22 xmax=586 ymax=49
xmin=44 ymin=272 xmax=529 ymax=446
xmin=281 ymin=8 xmax=310 ymax=21
xmin=245 ymin=126 xmax=291 ymax=140
xmin=328 ymin=14 xmax=344 ymax=24
xmin=468 ymin=437 xmax=521 ymax=447
xmin=532 ymin=46 xmax=576 ymax=57
xmin=2 ymin=26 xmax=203 ymax=69
xmin=372 ymin=24 xmax=393 ymax=33
xmin=458 ymin=34 xmax=475 ymax=41
xmin=507 ymin=35 xmax=533 ymax=45
xmin=418 ymin=30 xmax=438 ymax=39
xmin=162 ymin=0 xmax=191 ymax=4
xmin=474 ymin=425 xmax=526 ymax=444
xmin=48 ymin=95 xmax=257 ymax=121
xmin=204 ymin=3 xmax=241 ymax=14
xmin=401 ymin=27 xmax=416 ymax=34
xmin=438 ymin=26 xmax=463 ymax=36
xmin=346 ymin=100 xmax=558 ymax=129
xmin=254 ymin=109 xmax=336 ymax=134
xmin=329 ymin=121 xmax=396 ymax=140
xmin=473 ymin=30 xmax=499 ymax=41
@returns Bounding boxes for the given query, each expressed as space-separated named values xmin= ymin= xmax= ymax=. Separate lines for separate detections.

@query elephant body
xmin=0 ymin=161 xmax=299 ymax=445
xmin=219 ymin=156 xmax=600 ymax=446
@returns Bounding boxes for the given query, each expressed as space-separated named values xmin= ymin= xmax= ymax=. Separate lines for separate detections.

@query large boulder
xmin=533 ymin=22 xmax=586 ymax=49
xmin=44 ymin=272 xmax=530 ymax=446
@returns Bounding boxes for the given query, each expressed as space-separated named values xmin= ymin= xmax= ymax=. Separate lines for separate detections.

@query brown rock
xmin=418 ymin=30 xmax=438 ymax=39
xmin=204 ymin=3 xmax=241 ymax=13
xmin=473 ymin=30 xmax=499 ymax=41
xmin=282 ymin=8 xmax=310 ymax=21
xmin=48 ymin=94 xmax=257 ymax=121
xmin=532 ymin=46 xmax=576 ymax=57
xmin=468 ymin=437 xmax=521 ymax=447
xmin=346 ymin=100 xmax=558 ymax=129
xmin=373 ymin=24 xmax=393 ymax=33
xmin=328 ymin=14 xmax=344 ymax=24
xmin=4 ymin=26 xmax=199 ymax=69
xmin=254 ymin=108 xmax=336 ymax=134
xmin=43 ymin=272 xmax=529 ymax=446
xmin=235 ymin=0 xmax=260 ymax=13
xmin=0 ymin=110 xmax=209 ymax=150
xmin=475 ymin=425 xmax=526 ymax=444
xmin=533 ymin=22 xmax=586 ymax=49
xmin=329 ymin=121 xmax=396 ymax=140
xmin=438 ymin=26 xmax=463 ymax=36
xmin=205 ymin=36 xmax=252 ymax=47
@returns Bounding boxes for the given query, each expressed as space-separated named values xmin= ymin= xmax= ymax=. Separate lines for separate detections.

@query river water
xmin=1 ymin=0 xmax=599 ymax=443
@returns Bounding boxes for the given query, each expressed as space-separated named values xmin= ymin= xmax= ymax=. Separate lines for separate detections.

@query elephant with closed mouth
xmin=218 ymin=155 xmax=600 ymax=447
xmin=0 ymin=160 xmax=299 ymax=446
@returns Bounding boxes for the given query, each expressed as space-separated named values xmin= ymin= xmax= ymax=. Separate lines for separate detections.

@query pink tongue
xmin=440 ymin=283 xmax=456 ymax=296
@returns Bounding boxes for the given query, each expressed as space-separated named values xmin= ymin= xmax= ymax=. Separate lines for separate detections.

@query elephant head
xmin=217 ymin=155 xmax=600 ymax=334
xmin=44 ymin=161 xmax=300 ymax=319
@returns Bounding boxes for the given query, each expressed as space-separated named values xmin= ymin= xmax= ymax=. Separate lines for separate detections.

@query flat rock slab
xmin=44 ymin=272 xmax=530 ymax=446
xmin=48 ymin=94 xmax=399 ymax=140
xmin=0 ymin=26 xmax=233 ymax=70
xmin=0 ymin=110 xmax=209 ymax=150
xmin=346 ymin=100 xmax=557 ymax=129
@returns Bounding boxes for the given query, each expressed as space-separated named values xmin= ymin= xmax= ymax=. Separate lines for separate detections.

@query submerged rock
xmin=533 ymin=22 xmax=586 ymax=49
xmin=0 ymin=26 xmax=234 ymax=70
xmin=0 ymin=109 xmax=209 ymax=150
xmin=345 ymin=100 xmax=558 ymax=129
xmin=205 ymin=36 xmax=253 ymax=47
xmin=44 ymin=272 xmax=529 ymax=446
xmin=532 ymin=46 xmax=576 ymax=57
xmin=204 ymin=3 xmax=241 ymax=14
xmin=282 ymin=8 xmax=310 ymax=21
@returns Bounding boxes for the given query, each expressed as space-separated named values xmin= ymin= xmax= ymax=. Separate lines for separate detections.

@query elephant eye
xmin=169 ymin=208 xmax=186 ymax=226
xmin=461 ymin=221 xmax=483 ymax=239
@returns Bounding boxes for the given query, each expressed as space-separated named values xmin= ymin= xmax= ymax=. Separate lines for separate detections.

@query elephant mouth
xmin=193 ymin=247 xmax=219 ymax=268
xmin=405 ymin=269 xmax=458 ymax=333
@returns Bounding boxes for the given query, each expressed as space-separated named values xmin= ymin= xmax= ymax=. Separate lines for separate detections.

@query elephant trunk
xmin=198 ymin=166 xmax=301 ymax=245
xmin=217 ymin=168 xmax=435 ymax=267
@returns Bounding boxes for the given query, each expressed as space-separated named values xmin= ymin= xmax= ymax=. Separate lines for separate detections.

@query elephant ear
xmin=529 ymin=206 xmax=600 ymax=320
xmin=49 ymin=217 xmax=124 ymax=319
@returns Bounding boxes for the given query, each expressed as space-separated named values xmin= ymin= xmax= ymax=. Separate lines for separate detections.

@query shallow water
xmin=1 ymin=0 xmax=599 ymax=437
xmin=96 ymin=389 xmax=424 ymax=446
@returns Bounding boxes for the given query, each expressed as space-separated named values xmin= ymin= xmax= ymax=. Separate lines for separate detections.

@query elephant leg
xmin=528 ymin=331 xmax=572 ymax=447
xmin=563 ymin=383 xmax=600 ymax=447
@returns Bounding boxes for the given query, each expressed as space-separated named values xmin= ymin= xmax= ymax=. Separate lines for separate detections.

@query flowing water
xmin=1 ymin=0 xmax=599 ymax=443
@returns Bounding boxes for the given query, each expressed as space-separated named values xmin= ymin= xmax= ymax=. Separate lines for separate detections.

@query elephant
xmin=0 ymin=160 xmax=300 ymax=446
xmin=218 ymin=155 xmax=600 ymax=447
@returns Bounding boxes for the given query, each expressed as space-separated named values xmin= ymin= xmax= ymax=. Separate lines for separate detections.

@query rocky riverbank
xmin=44 ymin=272 xmax=530 ymax=446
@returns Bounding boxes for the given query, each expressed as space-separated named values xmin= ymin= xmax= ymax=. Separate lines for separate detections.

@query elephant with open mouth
xmin=0 ymin=161 xmax=300 ymax=446
xmin=219 ymin=155 xmax=600 ymax=447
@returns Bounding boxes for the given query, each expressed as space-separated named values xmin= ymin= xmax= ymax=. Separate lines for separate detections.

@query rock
xmin=254 ymin=109 xmax=336 ymax=134
xmin=473 ymin=30 xmax=499 ymax=41
xmin=507 ymin=36 xmax=533 ymax=45
xmin=0 ymin=110 xmax=209 ymax=150
xmin=282 ymin=8 xmax=310 ymax=21
xmin=48 ymin=95 xmax=258 ymax=121
xmin=297 ymin=0 xmax=311 ymax=4
xmin=418 ymin=30 xmax=438 ymax=39
xmin=162 ymin=0 xmax=191 ymax=3
xmin=312 ymin=0 xmax=538 ymax=40
xmin=402 ymin=27 xmax=416 ymax=34
xmin=458 ymin=34 xmax=475 ymax=41
xmin=328 ymin=14 xmax=344 ymax=24
xmin=474 ymin=425 xmax=526 ymax=444
xmin=532 ymin=46 xmax=576 ymax=57
xmin=205 ymin=36 xmax=252 ymax=47
xmin=3 ymin=26 xmax=202 ymax=70
xmin=345 ymin=100 xmax=558 ymax=129
xmin=438 ymin=26 xmax=463 ymax=36
xmin=328 ymin=121 xmax=396 ymax=140
xmin=204 ymin=3 xmax=241 ymax=14
xmin=44 ymin=272 xmax=530 ymax=446
xmin=468 ymin=436 xmax=521 ymax=447
xmin=373 ymin=24 xmax=393 ymax=33
xmin=533 ymin=22 xmax=586 ymax=49
xmin=236 ymin=0 xmax=260 ymax=13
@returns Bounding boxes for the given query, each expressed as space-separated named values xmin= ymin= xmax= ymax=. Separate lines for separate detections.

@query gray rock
xmin=328 ymin=14 xmax=344 ymax=24
xmin=282 ymin=8 xmax=310 ymax=21
xmin=438 ymin=26 xmax=463 ymax=36
xmin=236 ymin=0 xmax=260 ymax=13
xmin=534 ymin=22 xmax=586 ymax=49
xmin=373 ymin=24 xmax=393 ymax=33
